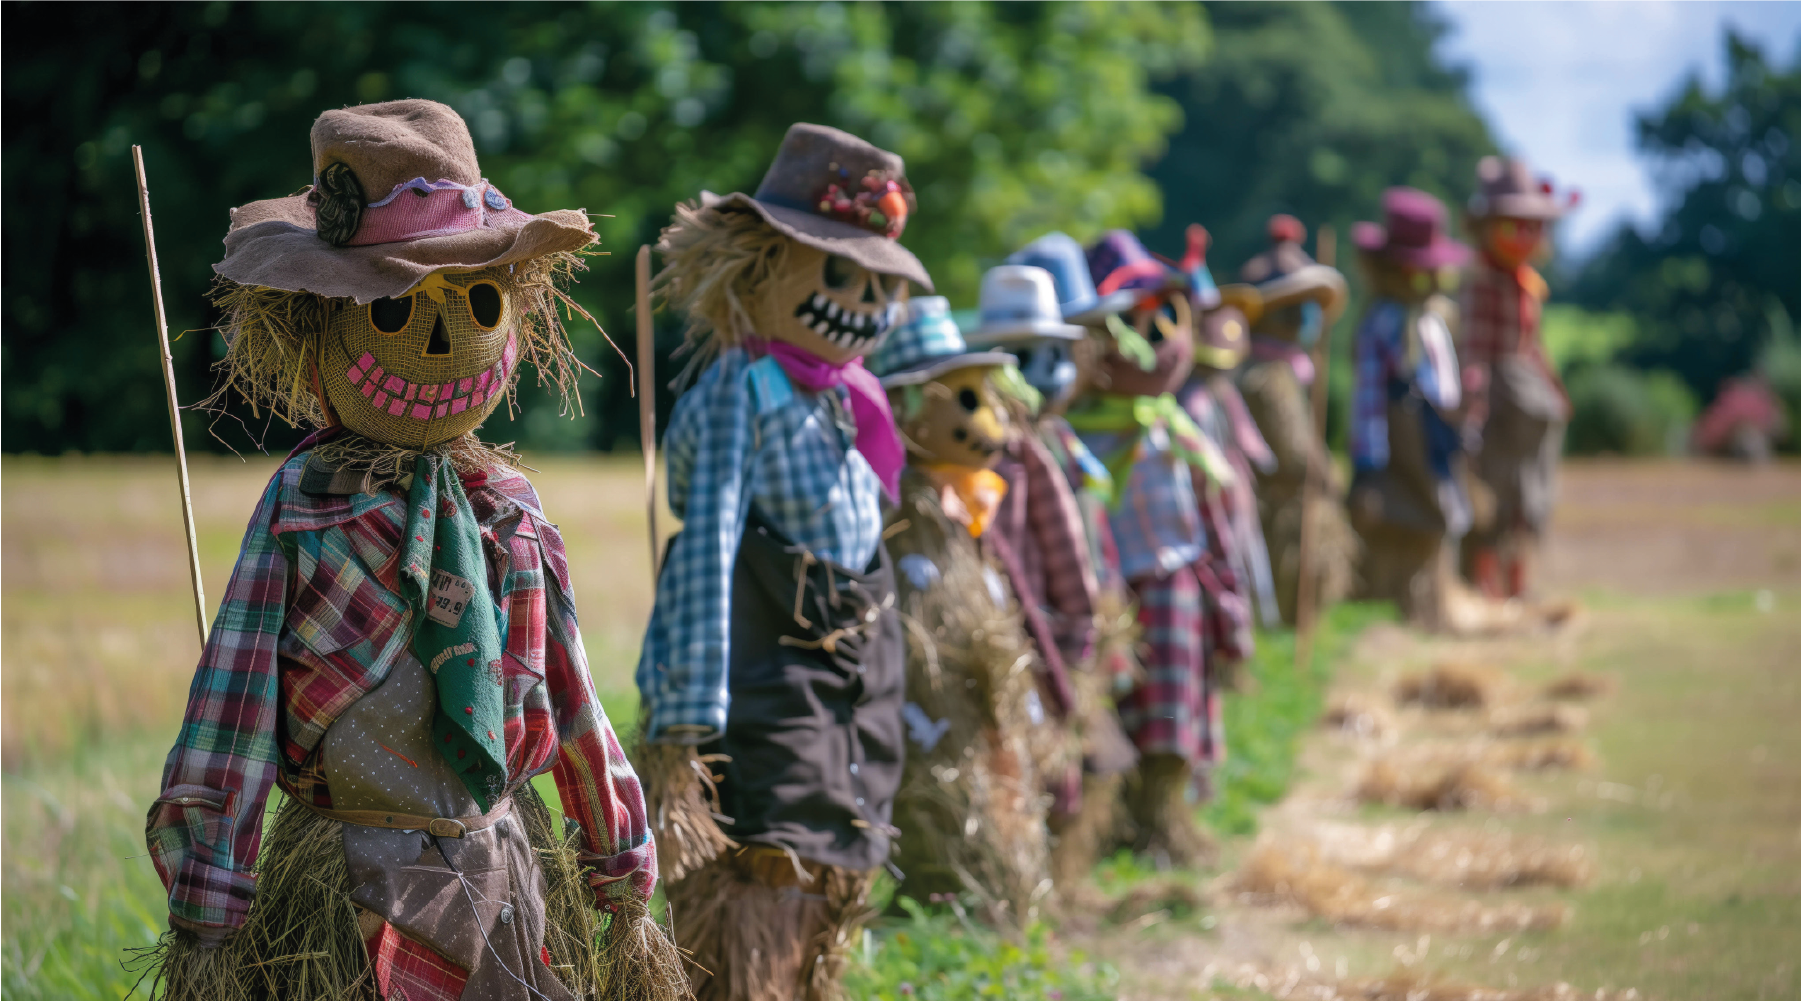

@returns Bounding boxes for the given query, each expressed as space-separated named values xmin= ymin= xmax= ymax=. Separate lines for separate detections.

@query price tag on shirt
xmin=427 ymin=570 xmax=475 ymax=628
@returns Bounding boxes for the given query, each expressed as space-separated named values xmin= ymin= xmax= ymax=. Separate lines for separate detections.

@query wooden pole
xmin=132 ymin=145 xmax=209 ymax=648
xmin=1293 ymin=223 xmax=1337 ymax=670
xmin=636 ymin=245 xmax=660 ymax=573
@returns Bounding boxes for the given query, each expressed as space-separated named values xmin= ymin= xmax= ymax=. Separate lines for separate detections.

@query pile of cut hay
xmin=1322 ymin=692 xmax=1399 ymax=742
xmin=1393 ymin=661 xmax=1510 ymax=710
xmin=1305 ymin=821 xmax=1594 ymax=890
xmin=1232 ymin=840 xmax=1567 ymax=933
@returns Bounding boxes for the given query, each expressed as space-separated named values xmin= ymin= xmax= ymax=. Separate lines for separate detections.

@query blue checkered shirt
xmin=636 ymin=348 xmax=886 ymax=741
xmin=1075 ymin=420 xmax=1209 ymax=584
xmin=1352 ymin=299 xmax=1462 ymax=472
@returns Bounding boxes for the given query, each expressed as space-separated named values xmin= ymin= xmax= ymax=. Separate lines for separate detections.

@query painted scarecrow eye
xmin=467 ymin=281 xmax=504 ymax=329
xmin=957 ymin=387 xmax=980 ymax=412
xmin=823 ymin=254 xmax=859 ymax=290
xmin=369 ymin=295 xmax=415 ymax=334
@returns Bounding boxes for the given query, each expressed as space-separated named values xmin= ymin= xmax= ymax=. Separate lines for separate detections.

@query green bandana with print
xmin=1064 ymin=392 xmax=1236 ymax=509
xmin=400 ymin=454 xmax=508 ymax=811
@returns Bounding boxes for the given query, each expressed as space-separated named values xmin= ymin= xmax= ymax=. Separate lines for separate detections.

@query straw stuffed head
xmin=872 ymin=297 xmax=1014 ymax=468
xmin=653 ymin=124 xmax=929 ymax=373
xmin=205 ymin=99 xmax=597 ymax=457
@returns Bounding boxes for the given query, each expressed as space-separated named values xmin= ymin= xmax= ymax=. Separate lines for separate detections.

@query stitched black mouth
xmin=792 ymin=293 xmax=893 ymax=352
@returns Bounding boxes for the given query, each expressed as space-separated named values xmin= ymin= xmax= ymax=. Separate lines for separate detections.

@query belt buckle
xmin=427 ymin=817 xmax=467 ymax=838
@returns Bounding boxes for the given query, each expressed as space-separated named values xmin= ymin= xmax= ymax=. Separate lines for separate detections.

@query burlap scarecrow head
xmin=871 ymin=297 xmax=1014 ymax=468
xmin=654 ymin=123 xmax=930 ymax=372
xmin=207 ymin=99 xmax=597 ymax=453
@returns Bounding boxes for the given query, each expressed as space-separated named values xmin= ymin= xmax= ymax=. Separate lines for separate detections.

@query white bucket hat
xmin=963 ymin=265 xmax=1087 ymax=346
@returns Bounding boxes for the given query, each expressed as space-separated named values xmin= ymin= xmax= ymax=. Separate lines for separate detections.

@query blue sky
xmin=1435 ymin=0 xmax=1801 ymax=257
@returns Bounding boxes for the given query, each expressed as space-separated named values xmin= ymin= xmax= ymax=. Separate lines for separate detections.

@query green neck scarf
xmin=1064 ymin=392 xmax=1235 ymax=508
xmin=400 ymin=454 xmax=508 ymax=811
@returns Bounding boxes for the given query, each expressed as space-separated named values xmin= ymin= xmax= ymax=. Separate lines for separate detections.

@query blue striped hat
xmin=867 ymin=296 xmax=1015 ymax=388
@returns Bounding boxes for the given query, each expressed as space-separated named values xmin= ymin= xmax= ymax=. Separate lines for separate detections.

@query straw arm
xmin=133 ymin=146 xmax=209 ymax=647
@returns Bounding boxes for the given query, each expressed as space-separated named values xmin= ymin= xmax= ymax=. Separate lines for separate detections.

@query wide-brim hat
xmin=1087 ymin=229 xmax=1185 ymax=298
xmin=214 ymin=100 xmax=596 ymax=304
xmin=699 ymin=123 xmax=932 ymax=290
xmin=1253 ymin=264 xmax=1348 ymax=317
xmin=1352 ymin=186 xmax=1471 ymax=270
xmin=964 ymin=265 xmax=1086 ymax=346
xmin=1467 ymin=155 xmax=1574 ymax=220
xmin=1006 ymin=231 xmax=1137 ymax=325
xmin=871 ymin=296 xmax=1014 ymax=387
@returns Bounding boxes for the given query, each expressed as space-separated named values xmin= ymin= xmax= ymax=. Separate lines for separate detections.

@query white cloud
xmin=1435 ymin=0 xmax=1801 ymax=256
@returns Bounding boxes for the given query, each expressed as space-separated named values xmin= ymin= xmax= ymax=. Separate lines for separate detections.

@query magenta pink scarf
xmin=748 ymin=336 xmax=903 ymax=500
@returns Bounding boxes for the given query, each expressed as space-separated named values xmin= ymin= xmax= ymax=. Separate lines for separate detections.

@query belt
xmin=297 ymin=795 xmax=512 ymax=839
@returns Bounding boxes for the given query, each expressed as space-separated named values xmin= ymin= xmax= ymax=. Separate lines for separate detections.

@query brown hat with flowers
xmin=214 ymin=99 xmax=596 ymax=304
xmin=699 ymin=123 xmax=932 ymax=290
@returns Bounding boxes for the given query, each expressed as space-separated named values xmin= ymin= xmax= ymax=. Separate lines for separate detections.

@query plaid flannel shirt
xmin=1460 ymin=257 xmax=1561 ymax=431
xmin=1074 ymin=412 xmax=1211 ymax=585
xmin=636 ymin=349 xmax=885 ymax=741
xmin=1351 ymin=299 xmax=1462 ymax=471
xmin=989 ymin=430 xmax=1099 ymax=665
xmin=146 ymin=455 xmax=653 ymax=934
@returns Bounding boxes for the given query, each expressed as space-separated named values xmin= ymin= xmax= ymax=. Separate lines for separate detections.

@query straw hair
xmin=203 ymin=249 xmax=598 ymax=456
xmin=653 ymin=199 xmax=794 ymax=380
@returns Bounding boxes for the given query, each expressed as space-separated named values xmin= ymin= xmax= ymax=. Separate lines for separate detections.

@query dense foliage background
xmin=3 ymin=1 xmax=1795 ymax=456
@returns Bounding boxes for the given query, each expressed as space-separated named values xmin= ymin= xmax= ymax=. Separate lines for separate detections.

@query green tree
xmin=1567 ymin=30 xmax=1801 ymax=408
xmin=1 ymin=1 xmax=1206 ymax=455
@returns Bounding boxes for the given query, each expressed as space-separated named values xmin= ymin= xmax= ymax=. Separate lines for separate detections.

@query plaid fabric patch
xmin=365 ymin=920 xmax=469 ymax=1001
xmin=1351 ymin=301 xmax=1461 ymax=472
xmin=990 ymin=431 xmax=1099 ymax=665
xmin=637 ymin=349 xmax=887 ymax=740
xmin=149 ymin=457 xmax=654 ymax=934
xmin=1461 ymin=259 xmax=1555 ymax=431
xmin=1119 ymin=566 xmax=1218 ymax=763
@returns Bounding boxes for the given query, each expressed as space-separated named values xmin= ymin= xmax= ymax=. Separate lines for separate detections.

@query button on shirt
xmin=637 ymin=348 xmax=886 ymax=741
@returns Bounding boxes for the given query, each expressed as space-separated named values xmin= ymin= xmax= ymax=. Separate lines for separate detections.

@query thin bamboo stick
xmin=132 ymin=145 xmax=209 ymax=647
xmin=1293 ymin=223 xmax=1336 ymax=670
xmin=636 ymin=244 xmax=660 ymax=573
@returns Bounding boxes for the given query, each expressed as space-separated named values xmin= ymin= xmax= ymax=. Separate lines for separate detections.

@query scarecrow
xmin=1170 ymin=223 xmax=1273 ymax=665
xmin=1346 ymin=188 xmax=1473 ymax=629
xmin=1460 ymin=157 xmax=1576 ymax=598
xmin=635 ymin=124 xmax=922 ymax=1001
xmin=140 ymin=100 xmax=679 ymax=1001
xmin=1236 ymin=215 xmax=1357 ymax=625
xmin=868 ymin=298 xmax=1064 ymax=925
xmin=960 ymin=257 xmax=1138 ymax=891
xmin=1065 ymin=231 xmax=1236 ymax=867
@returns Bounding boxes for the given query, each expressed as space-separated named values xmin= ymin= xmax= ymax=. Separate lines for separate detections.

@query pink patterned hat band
xmin=318 ymin=176 xmax=524 ymax=247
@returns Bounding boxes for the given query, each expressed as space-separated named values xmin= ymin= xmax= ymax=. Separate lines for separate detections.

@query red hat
xmin=1351 ymin=187 xmax=1471 ymax=270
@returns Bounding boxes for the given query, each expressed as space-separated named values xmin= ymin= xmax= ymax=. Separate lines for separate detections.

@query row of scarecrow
xmin=138 ymin=102 xmax=1575 ymax=1001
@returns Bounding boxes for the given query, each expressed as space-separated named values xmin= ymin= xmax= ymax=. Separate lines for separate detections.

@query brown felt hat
xmin=1467 ymin=155 xmax=1572 ymax=220
xmin=214 ymin=99 xmax=596 ymax=304
xmin=699 ymin=123 xmax=932 ymax=291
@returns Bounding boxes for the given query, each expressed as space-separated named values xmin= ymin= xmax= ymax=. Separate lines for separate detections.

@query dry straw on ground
xmin=1305 ymin=821 xmax=1594 ymax=890
xmin=1356 ymin=759 xmax=1528 ymax=812
xmin=1486 ymin=703 xmax=1589 ymax=736
xmin=1393 ymin=661 xmax=1510 ymax=710
xmin=1541 ymin=672 xmax=1616 ymax=700
xmin=1322 ymin=692 xmax=1399 ymax=742
xmin=1232 ymin=840 xmax=1568 ymax=933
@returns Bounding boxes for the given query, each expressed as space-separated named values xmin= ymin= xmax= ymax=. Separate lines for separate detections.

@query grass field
xmin=4 ymin=454 xmax=1798 ymax=999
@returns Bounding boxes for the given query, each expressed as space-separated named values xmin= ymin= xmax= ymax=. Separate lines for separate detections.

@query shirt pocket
xmin=285 ymin=529 xmax=410 ymax=661
xmin=149 ymin=784 xmax=236 ymax=858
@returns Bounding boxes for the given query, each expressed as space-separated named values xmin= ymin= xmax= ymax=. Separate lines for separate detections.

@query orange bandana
xmin=920 ymin=463 xmax=1009 ymax=538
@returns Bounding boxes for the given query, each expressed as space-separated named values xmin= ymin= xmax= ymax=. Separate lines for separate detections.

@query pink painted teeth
xmin=342 ymin=337 xmax=517 ymax=423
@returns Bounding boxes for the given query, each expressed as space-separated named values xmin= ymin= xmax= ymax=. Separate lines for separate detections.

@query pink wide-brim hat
xmin=1352 ymin=187 xmax=1471 ymax=271
xmin=214 ymin=99 xmax=596 ymax=304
